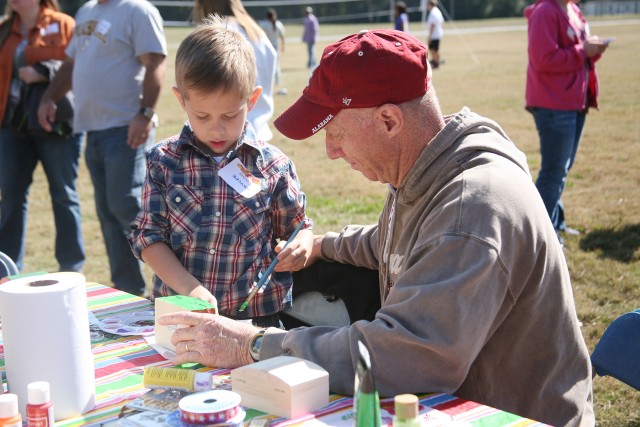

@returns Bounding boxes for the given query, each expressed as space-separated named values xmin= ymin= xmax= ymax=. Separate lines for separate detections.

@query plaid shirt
xmin=129 ymin=122 xmax=311 ymax=318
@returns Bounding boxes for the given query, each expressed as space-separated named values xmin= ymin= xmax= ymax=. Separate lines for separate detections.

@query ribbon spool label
xmin=179 ymin=390 xmax=242 ymax=425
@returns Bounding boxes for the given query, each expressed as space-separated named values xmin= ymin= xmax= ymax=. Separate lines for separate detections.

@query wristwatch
xmin=139 ymin=107 xmax=155 ymax=121
xmin=249 ymin=329 xmax=267 ymax=362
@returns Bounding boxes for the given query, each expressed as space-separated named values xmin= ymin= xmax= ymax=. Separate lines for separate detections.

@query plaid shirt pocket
xmin=167 ymin=185 xmax=204 ymax=248
xmin=233 ymin=191 xmax=272 ymax=242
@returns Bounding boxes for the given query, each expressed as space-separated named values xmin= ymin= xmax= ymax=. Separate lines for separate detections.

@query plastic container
xmin=143 ymin=367 xmax=212 ymax=392
xmin=393 ymin=394 xmax=421 ymax=427
xmin=0 ymin=394 xmax=22 ymax=427
xmin=26 ymin=381 xmax=54 ymax=427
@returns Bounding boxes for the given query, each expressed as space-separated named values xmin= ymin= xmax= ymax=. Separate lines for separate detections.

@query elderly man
xmin=158 ymin=29 xmax=594 ymax=426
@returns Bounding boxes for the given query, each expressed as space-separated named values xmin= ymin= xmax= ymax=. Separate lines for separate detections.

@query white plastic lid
xmin=0 ymin=394 xmax=19 ymax=418
xmin=28 ymin=381 xmax=51 ymax=405
xmin=193 ymin=372 xmax=213 ymax=392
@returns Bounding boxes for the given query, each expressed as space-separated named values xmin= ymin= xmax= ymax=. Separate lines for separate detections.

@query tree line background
xmin=2 ymin=0 xmax=632 ymax=24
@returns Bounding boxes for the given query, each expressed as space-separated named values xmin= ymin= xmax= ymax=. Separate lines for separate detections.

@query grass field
xmin=19 ymin=16 xmax=640 ymax=425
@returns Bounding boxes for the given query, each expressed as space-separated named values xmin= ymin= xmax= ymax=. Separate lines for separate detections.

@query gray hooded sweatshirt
xmin=261 ymin=108 xmax=594 ymax=426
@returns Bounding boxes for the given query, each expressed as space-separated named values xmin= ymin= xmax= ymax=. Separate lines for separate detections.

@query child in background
xmin=129 ymin=16 xmax=313 ymax=328
xmin=394 ymin=1 xmax=409 ymax=32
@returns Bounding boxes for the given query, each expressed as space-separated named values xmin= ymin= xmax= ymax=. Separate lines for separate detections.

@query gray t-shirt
xmin=66 ymin=0 xmax=167 ymax=132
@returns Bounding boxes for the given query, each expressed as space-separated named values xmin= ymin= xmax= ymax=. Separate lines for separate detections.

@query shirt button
xmin=215 ymin=211 xmax=221 ymax=217
xmin=254 ymin=202 xmax=260 ymax=208
xmin=209 ymin=248 xmax=215 ymax=254
xmin=175 ymin=196 xmax=181 ymax=203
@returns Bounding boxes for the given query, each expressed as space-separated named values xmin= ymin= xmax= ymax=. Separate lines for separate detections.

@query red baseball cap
xmin=274 ymin=29 xmax=431 ymax=140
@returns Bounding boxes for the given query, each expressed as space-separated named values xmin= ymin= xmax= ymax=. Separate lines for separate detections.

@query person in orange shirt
xmin=0 ymin=0 xmax=84 ymax=273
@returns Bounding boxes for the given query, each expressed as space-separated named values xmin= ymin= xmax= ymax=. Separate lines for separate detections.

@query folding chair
xmin=591 ymin=309 xmax=640 ymax=391
xmin=0 ymin=251 xmax=19 ymax=279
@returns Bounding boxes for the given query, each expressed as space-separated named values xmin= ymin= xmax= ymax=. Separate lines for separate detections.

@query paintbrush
xmin=239 ymin=220 xmax=305 ymax=312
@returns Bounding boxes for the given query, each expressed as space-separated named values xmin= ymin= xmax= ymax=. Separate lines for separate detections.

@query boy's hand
xmin=188 ymin=285 xmax=218 ymax=309
xmin=273 ymin=229 xmax=314 ymax=272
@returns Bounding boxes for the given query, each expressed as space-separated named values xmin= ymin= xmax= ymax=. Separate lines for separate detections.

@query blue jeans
xmin=532 ymin=108 xmax=586 ymax=231
xmin=85 ymin=126 xmax=153 ymax=295
xmin=0 ymin=127 xmax=84 ymax=271
xmin=306 ymin=41 xmax=316 ymax=68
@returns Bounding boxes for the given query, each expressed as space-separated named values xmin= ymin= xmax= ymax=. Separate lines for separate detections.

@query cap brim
xmin=274 ymin=96 xmax=340 ymax=141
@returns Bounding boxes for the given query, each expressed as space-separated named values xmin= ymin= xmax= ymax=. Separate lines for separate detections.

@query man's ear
xmin=247 ymin=86 xmax=263 ymax=112
xmin=172 ymin=86 xmax=186 ymax=109
xmin=375 ymin=103 xmax=404 ymax=138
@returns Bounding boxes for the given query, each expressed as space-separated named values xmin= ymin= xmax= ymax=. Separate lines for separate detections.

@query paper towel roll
xmin=0 ymin=272 xmax=96 ymax=420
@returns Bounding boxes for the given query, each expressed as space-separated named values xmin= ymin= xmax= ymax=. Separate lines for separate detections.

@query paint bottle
xmin=393 ymin=394 xmax=421 ymax=427
xmin=354 ymin=341 xmax=381 ymax=427
xmin=143 ymin=367 xmax=212 ymax=392
xmin=26 ymin=381 xmax=54 ymax=427
xmin=0 ymin=394 xmax=22 ymax=427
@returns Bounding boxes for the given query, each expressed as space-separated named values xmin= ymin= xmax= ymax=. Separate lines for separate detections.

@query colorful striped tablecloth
xmin=0 ymin=283 xmax=548 ymax=426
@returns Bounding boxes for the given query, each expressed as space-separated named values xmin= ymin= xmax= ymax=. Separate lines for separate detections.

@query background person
xmin=394 ymin=1 xmax=409 ymax=32
xmin=38 ymin=0 xmax=167 ymax=297
xmin=259 ymin=7 xmax=286 ymax=94
xmin=0 ymin=0 xmax=84 ymax=273
xmin=425 ymin=0 xmax=444 ymax=68
xmin=193 ymin=0 xmax=277 ymax=142
xmin=302 ymin=6 xmax=318 ymax=69
xmin=159 ymin=29 xmax=594 ymax=426
xmin=129 ymin=16 xmax=313 ymax=328
xmin=525 ymin=0 xmax=609 ymax=241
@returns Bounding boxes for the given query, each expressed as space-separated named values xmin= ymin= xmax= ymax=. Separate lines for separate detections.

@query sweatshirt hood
xmin=400 ymin=107 xmax=530 ymax=204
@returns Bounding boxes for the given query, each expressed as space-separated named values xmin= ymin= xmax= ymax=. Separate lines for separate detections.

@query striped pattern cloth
xmin=0 ymin=283 xmax=547 ymax=426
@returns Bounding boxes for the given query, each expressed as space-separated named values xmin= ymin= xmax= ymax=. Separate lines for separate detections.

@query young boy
xmin=129 ymin=16 xmax=313 ymax=328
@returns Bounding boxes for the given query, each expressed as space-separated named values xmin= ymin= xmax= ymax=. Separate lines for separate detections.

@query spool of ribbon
xmin=178 ymin=390 xmax=242 ymax=425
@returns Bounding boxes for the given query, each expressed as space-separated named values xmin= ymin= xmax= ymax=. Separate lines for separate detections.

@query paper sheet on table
xmin=144 ymin=335 xmax=176 ymax=360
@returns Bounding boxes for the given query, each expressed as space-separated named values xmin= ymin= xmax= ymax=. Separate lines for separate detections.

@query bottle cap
xmin=394 ymin=393 xmax=419 ymax=419
xmin=28 ymin=381 xmax=51 ymax=405
xmin=193 ymin=372 xmax=213 ymax=392
xmin=0 ymin=394 xmax=19 ymax=418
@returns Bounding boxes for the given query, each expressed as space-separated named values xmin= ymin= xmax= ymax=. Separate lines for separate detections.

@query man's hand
xmin=37 ymin=58 xmax=74 ymax=132
xmin=157 ymin=312 xmax=258 ymax=368
xmin=37 ymin=99 xmax=57 ymax=132
xmin=127 ymin=114 xmax=153 ymax=148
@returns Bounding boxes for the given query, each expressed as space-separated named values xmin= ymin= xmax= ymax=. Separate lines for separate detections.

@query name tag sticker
xmin=42 ymin=22 xmax=60 ymax=35
xmin=218 ymin=158 xmax=261 ymax=198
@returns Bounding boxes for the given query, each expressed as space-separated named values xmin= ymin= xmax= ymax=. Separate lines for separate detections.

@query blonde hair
xmin=175 ymin=14 xmax=256 ymax=99
xmin=192 ymin=0 xmax=264 ymax=43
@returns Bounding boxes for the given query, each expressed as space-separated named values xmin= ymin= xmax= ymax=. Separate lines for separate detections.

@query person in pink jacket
xmin=525 ymin=0 xmax=610 ymax=241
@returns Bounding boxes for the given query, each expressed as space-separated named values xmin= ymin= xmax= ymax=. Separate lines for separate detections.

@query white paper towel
xmin=0 ymin=272 xmax=96 ymax=420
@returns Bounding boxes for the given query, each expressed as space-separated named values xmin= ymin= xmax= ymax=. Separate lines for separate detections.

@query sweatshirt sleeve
xmin=320 ymin=224 xmax=380 ymax=270
xmin=527 ymin=3 xmax=585 ymax=73
xmin=261 ymin=234 xmax=512 ymax=397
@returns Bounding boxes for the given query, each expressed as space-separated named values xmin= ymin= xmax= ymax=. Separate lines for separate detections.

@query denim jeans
xmin=85 ymin=126 xmax=153 ymax=295
xmin=0 ymin=127 xmax=84 ymax=271
xmin=306 ymin=41 xmax=316 ymax=68
xmin=532 ymin=108 xmax=586 ymax=231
